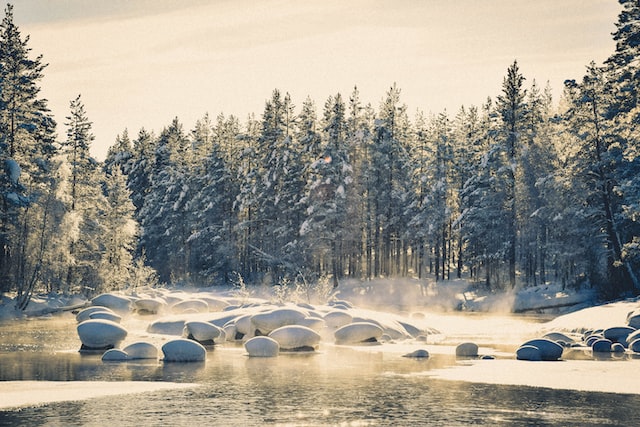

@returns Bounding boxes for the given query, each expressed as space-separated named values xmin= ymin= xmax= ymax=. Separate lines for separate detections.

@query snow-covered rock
xmin=627 ymin=329 xmax=640 ymax=345
xmin=250 ymin=307 xmax=308 ymax=335
xmin=323 ymin=311 xmax=353 ymax=328
xmin=123 ymin=342 xmax=158 ymax=359
xmin=222 ymin=324 xmax=237 ymax=341
xmin=268 ymin=325 xmax=321 ymax=351
xmin=516 ymin=345 xmax=542 ymax=361
xmin=630 ymin=339 xmax=640 ymax=353
xmin=612 ymin=343 xmax=625 ymax=353
xmin=76 ymin=306 xmax=115 ymax=323
xmin=134 ymin=298 xmax=166 ymax=315
xmin=171 ymin=299 xmax=209 ymax=314
xmin=603 ymin=326 xmax=636 ymax=346
xmin=147 ymin=319 xmax=186 ymax=336
xmin=183 ymin=321 xmax=222 ymax=344
xmin=199 ymin=297 xmax=229 ymax=311
xmin=161 ymin=338 xmax=207 ymax=362
xmin=518 ymin=339 xmax=563 ymax=361
xmin=88 ymin=311 xmax=122 ymax=323
xmin=297 ymin=316 xmax=325 ymax=332
xmin=77 ymin=319 xmax=128 ymax=350
xmin=591 ymin=339 xmax=612 ymax=353
xmin=234 ymin=314 xmax=255 ymax=339
xmin=455 ymin=342 xmax=479 ymax=358
xmin=334 ymin=322 xmax=383 ymax=344
xmin=101 ymin=348 xmax=129 ymax=361
xmin=542 ymin=332 xmax=576 ymax=345
xmin=402 ymin=349 xmax=430 ymax=358
xmin=91 ymin=293 xmax=132 ymax=313
xmin=244 ymin=336 xmax=280 ymax=357
xmin=627 ymin=308 xmax=640 ymax=329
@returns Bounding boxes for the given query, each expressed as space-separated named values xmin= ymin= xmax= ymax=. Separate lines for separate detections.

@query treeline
xmin=1 ymin=2 xmax=639 ymax=308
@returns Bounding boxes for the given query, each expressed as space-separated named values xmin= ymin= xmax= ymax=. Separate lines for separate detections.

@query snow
xmin=2 ymin=279 xmax=640 ymax=408
xmin=426 ymin=359 xmax=640 ymax=395
xmin=0 ymin=381 xmax=197 ymax=410
xmin=5 ymin=158 xmax=20 ymax=184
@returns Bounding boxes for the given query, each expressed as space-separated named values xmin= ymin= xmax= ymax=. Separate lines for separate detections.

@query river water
xmin=1 ymin=314 xmax=639 ymax=426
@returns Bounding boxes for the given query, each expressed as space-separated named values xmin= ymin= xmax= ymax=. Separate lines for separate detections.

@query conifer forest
xmin=1 ymin=2 xmax=639 ymax=309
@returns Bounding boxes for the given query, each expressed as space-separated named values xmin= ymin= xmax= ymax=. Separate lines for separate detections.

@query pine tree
xmin=301 ymin=93 xmax=352 ymax=287
xmin=496 ymin=60 xmax=527 ymax=288
xmin=104 ymin=129 xmax=133 ymax=176
xmin=139 ymin=118 xmax=192 ymax=283
xmin=127 ymin=128 xmax=156 ymax=214
xmin=186 ymin=120 xmax=235 ymax=283
xmin=101 ymin=167 xmax=138 ymax=290
xmin=562 ymin=63 xmax=639 ymax=295
xmin=60 ymin=94 xmax=107 ymax=293
xmin=0 ymin=4 xmax=57 ymax=295
xmin=370 ymin=84 xmax=412 ymax=277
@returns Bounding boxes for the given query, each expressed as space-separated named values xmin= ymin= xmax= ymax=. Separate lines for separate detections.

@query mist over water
xmin=1 ymin=301 xmax=639 ymax=425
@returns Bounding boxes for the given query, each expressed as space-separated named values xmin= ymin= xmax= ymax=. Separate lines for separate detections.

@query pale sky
xmin=14 ymin=0 xmax=621 ymax=160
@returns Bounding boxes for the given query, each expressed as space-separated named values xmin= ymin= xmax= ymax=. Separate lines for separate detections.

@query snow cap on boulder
xmin=516 ymin=345 xmax=542 ymax=361
xmin=603 ymin=326 xmax=636 ymax=346
xmin=183 ymin=321 xmax=222 ymax=344
xmin=268 ymin=325 xmax=321 ymax=351
xmin=123 ymin=342 xmax=158 ymax=359
xmin=250 ymin=307 xmax=308 ymax=335
xmin=244 ymin=336 xmax=280 ymax=357
xmin=76 ymin=306 xmax=115 ymax=323
xmin=171 ymin=299 xmax=209 ymax=314
xmin=323 ymin=310 xmax=353 ymax=329
xmin=101 ymin=348 xmax=129 ymax=362
xmin=162 ymin=338 xmax=207 ymax=362
xmin=518 ymin=338 xmax=563 ymax=361
xmin=334 ymin=322 xmax=383 ymax=344
xmin=591 ymin=338 xmax=613 ymax=353
xmin=91 ymin=293 xmax=132 ymax=313
xmin=77 ymin=319 xmax=128 ymax=351
xmin=88 ymin=311 xmax=122 ymax=324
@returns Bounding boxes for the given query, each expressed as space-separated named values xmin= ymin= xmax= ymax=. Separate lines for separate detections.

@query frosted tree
xmin=370 ymin=84 xmax=412 ymax=277
xmin=562 ymin=62 xmax=639 ymax=296
xmin=0 ymin=4 xmax=57 ymax=296
xmin=100 ymin=167 xmax=138 ymax=290
xmin=103 ymin=129 xmax=133 ymax=176
xmin=60 ymin=95 xmax=107 ymax=293
xmin=244 ymin=90 xmax=305 ymax=282
xmin=603 ymin=0 xmax=640 ymax=292
xmin=496 ymin=60 xmax=527 ymax=288
xmin=186 ymin=116 xmax=236 ymax=283
xmin=301 ymin=93 xmax=352 ymax=287
xmin=139 ymin=118 xmax=192 ymax=283
xmin=127 ymin=128 xmax=156 ymax=214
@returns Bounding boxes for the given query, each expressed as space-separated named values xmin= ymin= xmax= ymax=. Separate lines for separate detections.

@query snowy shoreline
xmin=0 ymin=381 xmax=198 ymax=410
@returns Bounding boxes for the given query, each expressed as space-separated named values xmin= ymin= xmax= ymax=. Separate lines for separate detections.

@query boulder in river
xmin=455 ymin=342 xmax=479 ymax=358
xmin=268 ymin=325 xmax=321 ymax=351
xmin=162 ymin=338 xmax=206 ymax=362
xmin=244 ymin=336 xmax=280 ymax=357
xmin=516 ymin=345 xmax=543 ymax=361
xmin=77 ymin=319 xmax=127 ymax=351
xmin=518 ymin=339 xmax=563 ymax=361
xmin=123 ymin=342 xmax=158 ymax=360
xmin=334 ymin=322 xmax=383 ymax=344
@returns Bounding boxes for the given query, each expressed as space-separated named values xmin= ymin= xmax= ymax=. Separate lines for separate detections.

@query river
xmin=0 ymin=313 xmax=639 ymax=426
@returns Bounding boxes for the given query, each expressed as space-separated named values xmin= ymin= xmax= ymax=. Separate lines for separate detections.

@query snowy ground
xmin=1 ymin=278 xmax=639 ymax=409
xmin=0 ymin=381 xmax=197 ymax=410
